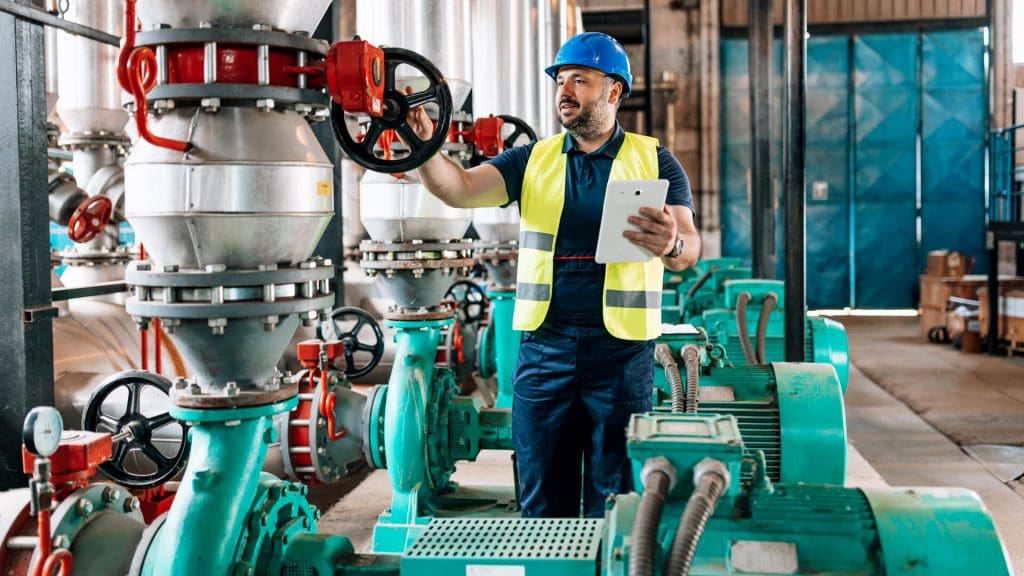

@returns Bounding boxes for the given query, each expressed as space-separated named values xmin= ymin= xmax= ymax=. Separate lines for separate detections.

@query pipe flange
xmin=127 ymin=294 xmax=334 ymax=321
xmin=360 ymin=239 xmax=475 ymax=255
xmin=361 ymin=384 xmax=388 ymax=469
xmin=360 ymin=258 xmax=475 ymax=271
xmin=59 ymin=245 xmax=135 ymax=266
xmin=382 ymin=308 xmax=456 ymax=322
xmin=127 ymin=513 xmax=168 ymax=576
xmin=58 ymin=132 xmax=131 ymax=150
xmin=127 ymin=259 xmax=333 ymax=287
xmin=127 ymin=260 xmax=334 ymax=323
xmin=135 ymin=28 xmax=329 ymax=54
xmin=26 ymin=483 xmax=143 ymax=571
xmin=141 ymin=85 xmax=329 ymax=111
xmin=170 ymin=380 xmax=299 ymax=409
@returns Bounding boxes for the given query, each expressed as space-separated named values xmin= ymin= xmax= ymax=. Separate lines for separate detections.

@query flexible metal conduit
xmin=630 ymin=458 xmax=677 ymax=576
xmin=755 ymin=292 xmax=778 ymax=364
xmin=664 ymin=458 xmax=732 ymax=576
xmin=680 ymin=344 xmax=701 ymax=414
xmin=655 ymin=344 xmax=685 ymax=414
xmin=684 ymin=266 xmax=718 ymax=299
xmin=735 ymin=291 xmax=757 ymax=365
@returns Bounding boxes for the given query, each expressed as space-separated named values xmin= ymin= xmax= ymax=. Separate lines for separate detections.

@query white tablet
xmin=595 ymin=179 xmax=669 ymax=264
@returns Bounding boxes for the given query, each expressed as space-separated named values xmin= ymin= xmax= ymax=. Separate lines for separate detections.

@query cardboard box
xmin=926 ymin=250 xmax=966 ymax=277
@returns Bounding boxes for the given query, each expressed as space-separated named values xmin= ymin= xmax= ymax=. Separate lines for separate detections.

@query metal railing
xmin=989 ymin=123 xmax=1024 ymax=223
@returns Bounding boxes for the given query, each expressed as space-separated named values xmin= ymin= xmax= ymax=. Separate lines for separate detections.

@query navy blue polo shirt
xmin=486 ymin=124 xmax=694 ymax=324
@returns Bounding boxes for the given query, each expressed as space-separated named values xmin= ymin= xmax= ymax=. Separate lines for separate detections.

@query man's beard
xmin=559 ymin=84 xmax=612 ymax=141
xmin=560 ymin=102 xmax=607 ymax=141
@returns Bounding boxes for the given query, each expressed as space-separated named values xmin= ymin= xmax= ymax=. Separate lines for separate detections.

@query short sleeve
xmin=658 ymin=147 xmax=694 ymax=215
xmin=484 ymin=142 xmax=536 ymax=207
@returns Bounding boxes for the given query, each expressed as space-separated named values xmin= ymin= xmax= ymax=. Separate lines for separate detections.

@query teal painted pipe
xmin=375 ymin=317 xmax=452 ymax=553
xmin=142 ymin=399 xmax=296 ymax=576
xmin=488 ymin=288 xmax=519 ymax=409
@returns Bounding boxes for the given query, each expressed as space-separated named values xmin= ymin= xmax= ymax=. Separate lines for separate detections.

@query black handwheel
xmin=496 ymin=114 xmax=539 ymax=149
xmin=331 ymin=46 xmax=453 ymax=173
xmin=444 ymin=280 xmax=489 ymax=327
xmin=318 ymin=307 xmax=385 ymax=380
xmin=81 ymin=370 xmax=189 ymax=489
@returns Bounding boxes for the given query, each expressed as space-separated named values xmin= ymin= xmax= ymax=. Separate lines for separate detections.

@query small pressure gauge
xmin=23 ymin=407 xmax=63 ymax=458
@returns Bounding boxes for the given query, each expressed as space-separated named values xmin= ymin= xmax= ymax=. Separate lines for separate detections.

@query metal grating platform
xmin=402 ymin=518 xmax=603 ymax=575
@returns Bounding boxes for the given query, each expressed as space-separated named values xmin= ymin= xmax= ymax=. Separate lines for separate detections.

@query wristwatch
xmin=667 ymin=233 xmax=685 ymax=259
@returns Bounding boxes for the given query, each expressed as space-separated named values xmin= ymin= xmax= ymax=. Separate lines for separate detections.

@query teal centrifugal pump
xmin=363 ymin=314 xmax=515 ymax=553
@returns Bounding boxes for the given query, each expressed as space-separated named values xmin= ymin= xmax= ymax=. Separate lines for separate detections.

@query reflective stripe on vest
xmin=513 ymin=132 xmax=664 ymax=341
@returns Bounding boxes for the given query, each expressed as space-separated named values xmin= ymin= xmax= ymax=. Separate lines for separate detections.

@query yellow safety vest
xmin=513 ymin=132 xmax=664 ymax=341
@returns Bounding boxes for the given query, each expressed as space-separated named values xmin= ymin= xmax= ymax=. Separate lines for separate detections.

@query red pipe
xmin=118 ymin=0 xmax=191 ymax=153
xmin=32 ymin=509 xmax=73 ymax=576
xmin=153 ymin=318 xmax=163 ymax=375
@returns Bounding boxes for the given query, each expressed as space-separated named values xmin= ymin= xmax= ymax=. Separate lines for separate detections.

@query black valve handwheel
xmin=444 ymin=280 xmax=489 ymax=326
xmin=81 ymin=370 xmax=189 ymax=489
xmin=496 ymin=114 xmax=539 ymax=149
xmin=331 ymin=46 xmax=453 ymax=173
xmin=318 ymin=307 xmax=385 ymax=380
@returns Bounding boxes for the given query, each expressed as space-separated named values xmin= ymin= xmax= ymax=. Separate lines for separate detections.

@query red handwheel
xmin=68 ymin=195 xmax=113 ymax=244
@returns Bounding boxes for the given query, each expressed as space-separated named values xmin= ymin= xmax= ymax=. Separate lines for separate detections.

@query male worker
xmin=403 ymin=32 xmax=700 ymax=517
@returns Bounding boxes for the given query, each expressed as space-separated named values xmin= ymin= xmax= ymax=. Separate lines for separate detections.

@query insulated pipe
xmin=630 ymin=458 xmax=677 ymax=576
xmin=734 ymin=291 xmax=757 ymax=365
xmin=655 ymin=344 xmax=685 ymax=414
xmin=680 ymin=344 xmax=701 ymax=414
xmin=755 ymin=292 xmax=778 ymax=364
xmin=664 ymin=458 xmax=731 ymax=576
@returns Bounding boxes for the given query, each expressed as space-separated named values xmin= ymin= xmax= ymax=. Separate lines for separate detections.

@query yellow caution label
xmin=316 ymin=181 xmax=333 ymax=196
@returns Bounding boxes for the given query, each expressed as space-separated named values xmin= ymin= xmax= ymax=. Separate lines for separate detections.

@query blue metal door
xmin=852 ymin=33 xmax=920 ymax=308
xmin=920 ymin=29 xmax=987 ymax=272
xmin=805 ymin=36 xmax=851 ymax=308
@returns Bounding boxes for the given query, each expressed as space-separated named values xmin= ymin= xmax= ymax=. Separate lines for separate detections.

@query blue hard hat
xmin=545 ymin=32 xmax=633 ymax=96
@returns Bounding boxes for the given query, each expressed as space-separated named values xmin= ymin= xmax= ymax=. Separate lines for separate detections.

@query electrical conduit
xmin=755 ymin=292 xmax=778 ymax=364
xmin=629 ymin=458 xmax=677 ymax=576
xmin=734 ymin=291 xmax=757 ymax=365
xmin=664 ymin=458 xmax=731 ymax=576
xmin=654 ymin=344 xmax=685 ymax=414
xmin=680 ymin=344 xmax=701 ymax=414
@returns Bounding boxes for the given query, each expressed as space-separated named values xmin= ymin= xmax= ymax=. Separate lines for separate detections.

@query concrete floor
xmin=315 ymin=315 xmax=1024 ymax=572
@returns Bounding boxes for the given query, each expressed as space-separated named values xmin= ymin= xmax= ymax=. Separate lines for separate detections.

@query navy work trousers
xmin=512 ymin=321 xmax=654 ymax=518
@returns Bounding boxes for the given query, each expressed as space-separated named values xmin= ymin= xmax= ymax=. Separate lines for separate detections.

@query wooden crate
xmin=977 ymin=285 xmax=1024 ymax=339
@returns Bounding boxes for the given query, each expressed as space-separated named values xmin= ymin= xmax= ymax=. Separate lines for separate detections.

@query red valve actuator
xmin=326 ymin=40 xmax=385 ymax=117
xmin=473 ymin=116 xmax=505 ymax=158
